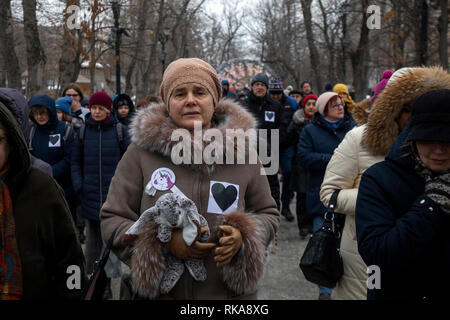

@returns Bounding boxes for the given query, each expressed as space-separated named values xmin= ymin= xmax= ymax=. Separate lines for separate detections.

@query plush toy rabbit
xmin=126 ymin=193 xmax=210 ymax=296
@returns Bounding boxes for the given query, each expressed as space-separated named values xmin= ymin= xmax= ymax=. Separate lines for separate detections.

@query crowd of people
xmin=0 ymin=58 xmax=448 ymax=301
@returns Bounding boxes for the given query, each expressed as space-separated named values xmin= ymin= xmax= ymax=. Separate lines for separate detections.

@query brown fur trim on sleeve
xmin=130 ymin=223 xmax=166 ymax=299
xmin=218 ymin=211 xmax=266 ymax=296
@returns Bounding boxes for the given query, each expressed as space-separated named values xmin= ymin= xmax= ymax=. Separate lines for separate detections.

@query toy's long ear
xmin=182 ymin=213 xmax=198 ymax=246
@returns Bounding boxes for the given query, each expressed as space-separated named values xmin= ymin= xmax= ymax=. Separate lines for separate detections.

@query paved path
xmin=257 ymin=200 xmax=317 ymax=300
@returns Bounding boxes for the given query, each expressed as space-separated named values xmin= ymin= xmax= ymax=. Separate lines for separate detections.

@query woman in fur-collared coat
xmin=320 ymin=66 xmax=450 ymax=299
xmin=100 ymin=58 xmax=279 ymax=300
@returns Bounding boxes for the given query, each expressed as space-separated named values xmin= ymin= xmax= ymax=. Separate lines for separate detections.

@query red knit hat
xmin=302 ymin=94 xmax=318 ymax=108
xmin=89 ymin=91 xmax=112 ymax=111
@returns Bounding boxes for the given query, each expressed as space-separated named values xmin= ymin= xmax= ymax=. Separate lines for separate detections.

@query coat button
xmin=428 ymin=207 xmax=434 ymax=212
xmin=420 ymin=199 xmax=425 ymax=205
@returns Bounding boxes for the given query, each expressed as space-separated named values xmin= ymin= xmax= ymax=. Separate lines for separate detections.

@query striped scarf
xmin=0 ymin=163 xmax=23 ymax=300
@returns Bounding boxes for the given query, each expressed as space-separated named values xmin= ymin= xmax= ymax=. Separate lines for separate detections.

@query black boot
xmin=281 ymin=207 xmax=294 ymax=222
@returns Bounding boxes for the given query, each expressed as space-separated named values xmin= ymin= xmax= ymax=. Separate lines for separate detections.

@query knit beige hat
xmin=159 ymin=58 xmax=222 ymax=110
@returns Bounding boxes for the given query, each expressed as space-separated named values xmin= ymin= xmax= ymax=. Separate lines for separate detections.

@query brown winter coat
xmin=320 ymin=66 xmax=450 ymax=300
xmin=100 ymin=99 xmax=280 ymax=300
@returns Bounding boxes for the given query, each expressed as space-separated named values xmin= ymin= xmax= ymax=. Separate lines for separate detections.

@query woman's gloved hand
xmin=168 ymin=227 xmax=216 ymax=260
xmin=214 ymin=225 xmax=242 ymax=267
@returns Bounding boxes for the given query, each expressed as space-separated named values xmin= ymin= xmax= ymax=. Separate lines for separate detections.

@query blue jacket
xmin=71 ymin=114 xmax=130 ymax=220
xmin=28 ymin=95 xmax=74 ymax=189
xmin=297 ymin=113 xmax=355 ymax=217
xmin=356 ymin=127 xmax=450 ymax=300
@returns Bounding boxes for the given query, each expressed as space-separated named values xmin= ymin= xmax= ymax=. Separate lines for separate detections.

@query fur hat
xmin=89 ymin=91 xmax=112 ymax=111
xmin=407 ymin=89 xmax=450 ymax=142
xmin=316 ymin=92 xmax=338 ymax=116
xmin=372 ymin=70 xmax=393 ymax=103
xmin=251 ymin=73 xmax=269 ymax=88
xmin=55 ymin=97 xmax=72 ymax=115
xmin=160 ymin=58 xmax=222 ymax=110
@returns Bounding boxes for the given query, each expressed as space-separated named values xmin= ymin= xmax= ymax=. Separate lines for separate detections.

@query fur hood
xmin=129 ymin=98 xmax=257 ymax=173
xmin=364 ymin=67 xmax=450 ymax=156
xmin=352 ymin=97 xmax=371 ymax=126
xmin=292 ymin=108 xmax=310 ymax=126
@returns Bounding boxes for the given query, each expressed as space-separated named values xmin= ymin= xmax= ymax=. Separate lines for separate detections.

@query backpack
xmin=78 ymin=122 xmax=126 ymax=156
xmin=29 ymin=122 xmax=73 ymax=151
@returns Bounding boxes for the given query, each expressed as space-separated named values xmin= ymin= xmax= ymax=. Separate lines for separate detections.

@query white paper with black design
xmin=207 ymin=181 xmax=239 ymax=214
xmin=264 ymin=111 xmax=275 ymax=122
xmin=48 ymin=134 xmax=61 ymax=147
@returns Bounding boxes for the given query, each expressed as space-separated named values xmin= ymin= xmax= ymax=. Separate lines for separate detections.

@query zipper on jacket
xmin=98 ymin=125 xmax=103 ymax=209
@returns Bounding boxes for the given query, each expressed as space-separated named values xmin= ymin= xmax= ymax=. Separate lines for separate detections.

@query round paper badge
xmin=145 ymin=168 xmax=176 ymax=196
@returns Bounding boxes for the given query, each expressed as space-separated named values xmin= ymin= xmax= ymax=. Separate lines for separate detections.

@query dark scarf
xmin=0 ymin=163 xmax=22 ymax=300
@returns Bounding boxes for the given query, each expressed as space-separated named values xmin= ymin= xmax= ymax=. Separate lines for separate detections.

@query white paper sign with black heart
xmin=264 ymin=111 xmax=275 ymax=122
xmin=48 ymin=134 xmax=61 ymax=147
xmin=207 ymin=181 xmax=239 ymax=215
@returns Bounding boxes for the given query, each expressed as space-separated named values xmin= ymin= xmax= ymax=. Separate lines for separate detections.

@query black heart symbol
xmin=211 ymin=183 xmax=237 ymax=211
xmin=49 ymin=135 xmax=60 ymax=145
xmin=266 ymin=112 xmax=274 ymax=120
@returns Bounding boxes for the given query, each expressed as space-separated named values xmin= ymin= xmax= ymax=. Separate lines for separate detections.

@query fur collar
xmin=352 ymin=97 xmax=371 ymax=126
xmin=292 ymin=109 xmax=310 ymax=126
xmin=130 ymin=98 xmax=257 ymax=173
xmin=364 ymin=67 xmax=450 ymax=156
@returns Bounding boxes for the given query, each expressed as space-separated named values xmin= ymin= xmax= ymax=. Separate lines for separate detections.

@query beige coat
xmin=320 ymin=66 xmax=450 ymax=300
xmin=320 ymin=125 xmax=383 ymax=299
xmin=100 ymin=99 xmax=279 ymax=300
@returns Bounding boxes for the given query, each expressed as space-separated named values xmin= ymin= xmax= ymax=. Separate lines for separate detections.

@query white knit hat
xmin=316 ymin=92 xmax=338 ymax=116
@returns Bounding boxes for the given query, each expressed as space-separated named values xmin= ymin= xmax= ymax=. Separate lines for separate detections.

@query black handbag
xmin=299 ymin=190 xmax=344 ymax=288
xmin=82 ymin=228 xmax=118 ymax=300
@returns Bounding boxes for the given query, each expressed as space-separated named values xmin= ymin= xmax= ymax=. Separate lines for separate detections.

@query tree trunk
xmin=90 ymin=7 xmax=97 ymax=95
xmin=350 ymin=0 xmax=370 ymax=101
xmin=438 ymin=0 xmax=448 ymax=69
xmin=318 ymin=0 xmax=337 ymax=85
xmin=392 ymin=1 xmax=407 ymax=69
xmin=58 ymin=0 xmax=82 ymax=95
xmin=22 ymin=0 xmax=46 ymax=97
xmin=300 ymin=0 xmax=323 ymax=93
xmin=414 ymin=0 xmax=428 ymax=66
xmin=137 ymin=0 xmax=165 ymax=99
xmin=0 ymin=0 xmax=21 ymax=90
xmin=125 ymin=0 xmax=149 ymax=97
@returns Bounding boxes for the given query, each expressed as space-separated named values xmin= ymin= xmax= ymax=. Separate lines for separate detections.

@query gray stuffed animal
xmin=126 ymin=193 xmax=210 ymax=294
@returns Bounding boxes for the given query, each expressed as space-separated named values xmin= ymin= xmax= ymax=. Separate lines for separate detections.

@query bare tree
xmin=58 ymin=0 xmax=83 ymax=94
xmin=413 ymin=0 xmax=429 ymax=65
xmin=124 ymin=0 xmax=149 ymax=96
xmin=137 ymin=0 xmax=166 ymax=98
xmin=301 ymin=0 xmax=323 ymax=91
xmin=0 ymin=0 xmax=21 ymax=90
xmin=349 ymin=0 xmax=371 ymax=100
xmin=438 ymin=0 xmax=448 ymax=69
xmin=22 ymin=0 xmax=47 ymax=97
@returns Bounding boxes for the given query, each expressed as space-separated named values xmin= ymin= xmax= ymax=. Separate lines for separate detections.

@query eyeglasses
xmin=330 ymin=103 xmax=344 ymax=110
xmin=66 ymin=94 xmax=79 ymax=97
